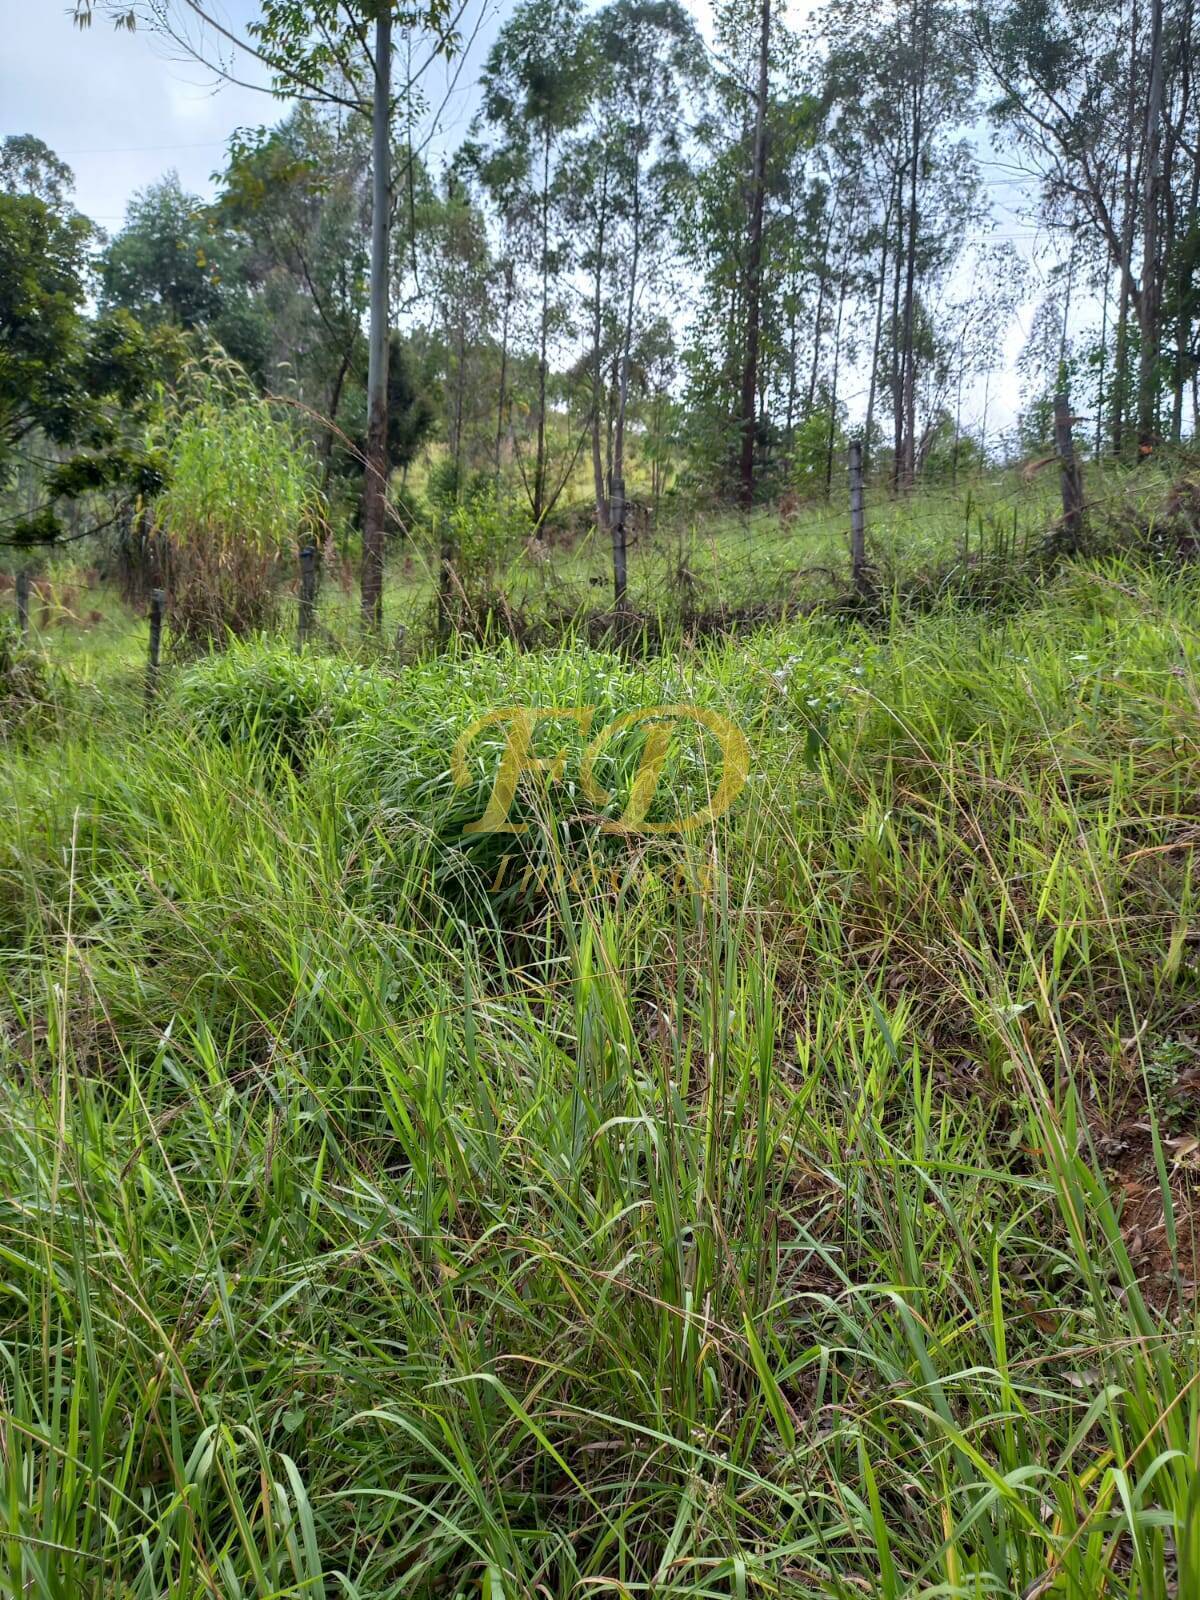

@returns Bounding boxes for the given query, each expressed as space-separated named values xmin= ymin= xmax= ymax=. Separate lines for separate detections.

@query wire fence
xmin=5 ymin=412 xmax=1188 ymax=700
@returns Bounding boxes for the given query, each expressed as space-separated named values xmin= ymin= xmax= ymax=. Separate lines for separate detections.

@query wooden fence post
xmin=145 ymin=587 xmax=165 ymax=713
xmin=15 ymin=570 xmax=30 ymax=637
xmin=1054 ymin=393 xmax=1084 ymax=551
xmin=610 ymin=475 xmax=628 ymax=611
xmin=437 ymin=527 xmax=456 ymax=643
xmin=298 ymin=544 xmax=316 ymax=648
xmin=848 ymin=439 xmax=867 ymax=594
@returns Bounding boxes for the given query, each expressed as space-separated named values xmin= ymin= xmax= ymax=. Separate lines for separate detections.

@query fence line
xmin=8 ymin=437 xmax=1187 ymax=682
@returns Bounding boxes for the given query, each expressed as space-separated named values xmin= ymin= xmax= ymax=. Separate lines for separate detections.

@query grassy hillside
xmin=0 ymin=519 xmax=1198 ymax=1594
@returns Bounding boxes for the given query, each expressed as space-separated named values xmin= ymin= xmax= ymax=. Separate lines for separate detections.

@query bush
xmin=174 ymin=630 xmax=852 ymax=925
xmin=789 ymin=406 xmax=841 ymax=495
xmin=0 ymin=616 xmax=53 ymax=739
xmin=433 ymin=484 xmax=533 ymax=639
xmin=152 ymin=369 xmax=325 ymax=647
xmin=170 ymin=638 xmax=391 ymax=765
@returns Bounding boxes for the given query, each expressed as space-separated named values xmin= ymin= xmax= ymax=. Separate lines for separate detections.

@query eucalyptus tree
xmin=690 ymin=0 xmax=788 ymax=503
xmin=599 ymin=1 xmax=705 ymax=510
xmin=561 ymin=0 xmax=703 ymax=549
xmin=422 ymin=170 xmax=494 ymax=492
xmin=471 ymin=0 xmax=594 ymax=528
xmin=0 ymin=136 xmax=76 ymax=214
xmin=936 ymin=242 xmax=1027 ymax=476
xmin=819 ymin=0 xmax=979 ymax=488
xmin=739 ymin=0 xmax=772 ymax=506
xmin=75 ymin=0 xmax=470 ymax=628
xmin=560 ymin=114 xmax=621 ymax=532
xmin=972 ymin=0 xmax=1198 ymax=451
xmin=215 ymin=108 xmax=372 ymax=459
xmin=98 ymin=173 xmax=274 ymax=383
xmin=681 ymin=0 xmax=822 ymax=495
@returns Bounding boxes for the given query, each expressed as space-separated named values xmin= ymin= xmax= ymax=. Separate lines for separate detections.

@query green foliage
xmin=477 ymin=0 xmax=594 ymax=149
xmin=152 ymin=372 xmax=325 ymax=643
xmin=0 ymin=184 xmax=164 ymax=539
xmin=217 ymin=107 xmax=371 ymax=413
xmin=321 ymin=636 xmax=766 ymax=918
xmin=332 ymin=332 xmax=437 ymax=507
xmin=789 ymin=406 xmax=839 ymax=492
xmin=0 ymin=614 xmax=52 ymax=737
xmin=919 ymin=413 xmax=989 ymax=479
xmin=0 ymin=134 xmax=75 ymax=212
xmin=2 ymin=555 xmax=1199 ymax=1596
xmin=246 ymin=0 xmax=460 ymax=104
xmin=156 ymin=382 xmax=320 ymax=558
xmin=100 ymin=173 xmax=268 ymax=376
xmin=101 ymin=174 xmax=224 ymax=328
xmin=424 ymin=453 xmax=467 ymax=510
xmin=0 ymin=190 xmax=95 ymax=468
xmin=45 ymin=444 xmax=166 ymax=502
xmin=171 ymin=636 xmax=391 ymax=764
xmin=443 ymin=481 xmax=529 ymax=571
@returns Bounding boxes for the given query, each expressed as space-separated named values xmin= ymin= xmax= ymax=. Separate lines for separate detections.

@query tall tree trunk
xmin=591 ymin=151 xmax=611 ymax=534
xmin=1057 ymin=228 xmax=1077 ymax=386
xmin=533 ymin=125 xmax=552 ymax=526
xmin=452 ymin=318 xmax=467 ymax=489
xmin=610 ymin=136 xmax=643 ymax=611
xmin=320 ymin=346 xmax=353 ymax=491
xmin=824 ymin=203 xmax=855 ymax=497
xmin=1112 ymin=278 xmax=1133 ymax=454
xmin=1113 ymin=0 xmax=1140 ymax=456
xmin=890 ymin=190 xmax=905 ymax=492
xmin=863 ymin=175 xmax=896 ymax=476
xmin=897 ymin=0 xmax=929 ymax=492
xmin=1137 ymin=0 xmax=1165 ymax=452
xmin=738 ymin=0 xmax=770 ymax=509
xmin=606 ymin=351 xmax=618 ymax=487
xmin=1096 ymin=266 xmax=1110 ymax=457
xmin=1184 ymin=115 xmax=1200 ymax=440
xmin=899 ymin=103 xmax=922 ymax=486
xmin=784 ymin=267 xmax=800 ymax=448
xmin=612 ymin=142 xmax=641 ymax=491
xmin=1166 ymin=0 xmax=1194 ymax=443
xmin=805 ymin=195 xmax=838 ymax=415
xmin=495 ymin=260 xmax=512 ymax=480
xmin=361 ymin=7 xmax=392 ymax=631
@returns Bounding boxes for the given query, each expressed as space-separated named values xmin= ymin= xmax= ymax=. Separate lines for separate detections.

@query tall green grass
xmin=0 ymin=554 xmax=1197 ymax=1596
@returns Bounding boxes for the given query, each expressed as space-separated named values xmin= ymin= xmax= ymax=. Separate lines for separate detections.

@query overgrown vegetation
xmin=150 ymin=376 xmax=325 ymax=647
xmin=1 ymin=541 xmax=1198 ymax=1597
xmin=5 ymin=0 xmax=1200 ymax=1590
xmin=0 ymin=614 xmax=53 ymax=738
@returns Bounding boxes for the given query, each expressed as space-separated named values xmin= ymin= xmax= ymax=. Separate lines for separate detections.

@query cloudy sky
xmin=2 ymin=1 xmax=510 ymax=226
xmin=5 ymin=2 xmax=268 ymax=232
xmin=5 ymin=0 xmax=1050 ymax=437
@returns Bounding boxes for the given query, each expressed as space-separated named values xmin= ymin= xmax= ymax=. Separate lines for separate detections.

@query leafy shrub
xmin=152 ymin=367 xmax=324 ymax=647
xmin=434 ymin=485 xmax=533 ymax=638
xmin=170 ymin=638 xmax=391 ymax=765
xmin=789 ymin=406 xmax=840 ymax=494
xmin=0 ymin=616 xmax=53 ymax=739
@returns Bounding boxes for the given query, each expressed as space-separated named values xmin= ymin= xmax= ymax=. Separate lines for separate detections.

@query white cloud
xmin=2 ymin=0 xmax=274 ymax=225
